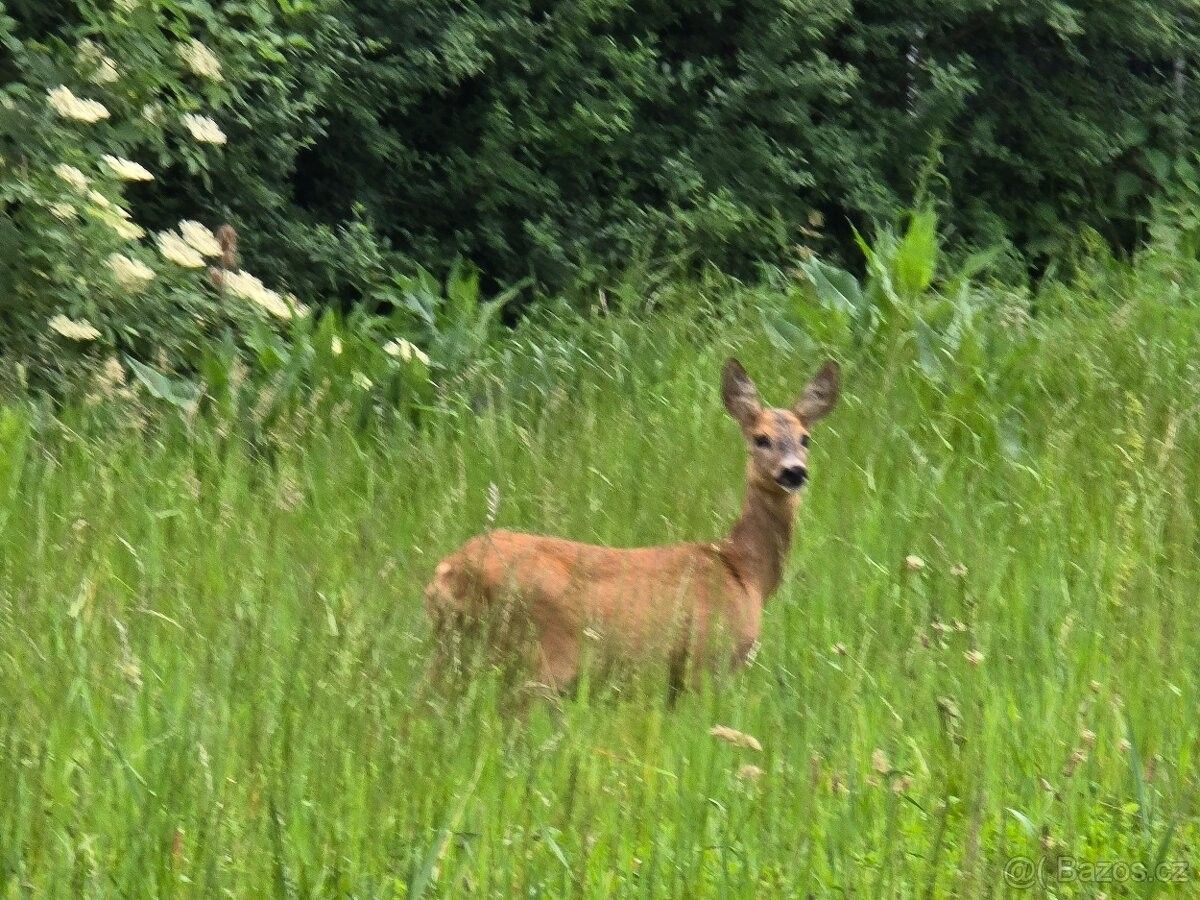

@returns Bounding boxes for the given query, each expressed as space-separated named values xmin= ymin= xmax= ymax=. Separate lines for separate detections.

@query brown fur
xmin=424 ymin=358 xmax=840 ymax=696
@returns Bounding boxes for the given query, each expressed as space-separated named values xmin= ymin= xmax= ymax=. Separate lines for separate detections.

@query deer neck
xmin=722 ymin=474 xmax=798 ymax=601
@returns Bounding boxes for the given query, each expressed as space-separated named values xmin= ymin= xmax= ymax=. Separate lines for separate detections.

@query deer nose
xmin=777 ymin=465 xmax=808 ymax=491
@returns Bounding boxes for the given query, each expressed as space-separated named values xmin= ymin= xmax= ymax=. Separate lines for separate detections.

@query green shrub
xmin=0 ymin=2 xmax=314 ymax=393
xmin=238 ymin=0 xmax=1198 ymax=287
xmin=2 ymin=0 xmax=1197 ymax=376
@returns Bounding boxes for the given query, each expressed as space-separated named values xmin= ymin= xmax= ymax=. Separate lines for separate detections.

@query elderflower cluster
xmin=181 ymin=113 xmax=226 ymax=145
xmin=178 ymin=221 xmax=222 ymax=257
xmin=156 ymin=231 xmax=206 ymax=268
xmin=79 ymin=41 xmax=119 ymax=85
xmin=49 ymin=315 xmax=101 ymax=341
xmin=383 ymin=338 xmax=431 ymax=366
xmin=178 ymin=39 xmax=223 ymax=81
xmin=48 ymin=86 xmax=109 ymax=123
xmin=102 ymin=155 xmax=154 ymax=182
xmin=54 ymin=164 xmax=90 ymax=192
xmin=107 ymin=253 xmax=155 ymax=290
xmin=49 ymin=202 xmax=78 ymax=222
xmin=223 ymin=270 xmax=296 ymax=320
xmin=87 ymin=192 xmax=145 ymax=240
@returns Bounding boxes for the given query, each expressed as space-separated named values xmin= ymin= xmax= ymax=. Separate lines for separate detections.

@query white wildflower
xmin=331 ymin=335 xmax=343 ymax=356
xmin=54 ymin=163 xmax=90 ymax=192
xmin=284 ymin=294 xmax=310 ymax=318
xmin=181 ymin=113 xmax=226 ymax=145
xmin=78 ymin=41 xmax=119 ymax=84
xmin=178 ymin=39 xmax=223 ymax=81
xmin=107 ymin=253 xmax=155 ymax=290
xmin=383 ymin=338 xmax=430 ymax=365
xmin=156 ymin=231 xmax=206 ymax=268
xmin=91 ymin=57 xmax=119 ymax=85
xmin=105 ymin=215 xmax=145 ymax=241
xmin=142 ymin=103 xmax=164 ymax=126
xmin=352 ymin=371 xmax=373 ymax=391
xmin=102 ymin=155 xmax=154 ymax=182
xmin=177 ymin=220 xmax=222 ymax=257
xmin=87 ymin=189 xmax=113 ymax=210
xmin=49 ymin=315 xmax=101 ymax=341
xmin=86 ymin=193 xmax=144 ymax=239
xmin=100 ymin=356 xmax=127 ymax=389
xmin=49 ymin=202 xmax=78 ymax=222
xmin=224 ymin=270 xmax=293 ymax=319
xmin=48 ymin=86 xmax=110 ymax=123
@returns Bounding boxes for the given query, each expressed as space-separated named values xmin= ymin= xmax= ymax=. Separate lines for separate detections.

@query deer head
xmin=722 ymin=358 xmax=840 ymax=495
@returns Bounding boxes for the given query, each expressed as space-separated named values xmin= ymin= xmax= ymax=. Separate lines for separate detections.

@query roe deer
xmin=424 ymin=357 xmax=840 ymax=698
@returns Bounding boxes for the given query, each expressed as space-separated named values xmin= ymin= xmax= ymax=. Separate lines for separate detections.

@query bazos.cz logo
xmin=1004 ymin=855 xmax=1192 ymax=889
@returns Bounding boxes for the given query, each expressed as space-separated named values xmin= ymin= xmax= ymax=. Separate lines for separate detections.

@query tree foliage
xmin=2 ymin=0 xmax=1197 ymax=310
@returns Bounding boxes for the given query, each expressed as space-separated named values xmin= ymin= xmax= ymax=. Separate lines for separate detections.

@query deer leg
xmin=731 ymin=635 xmax=760 ymax=670
xmin=420 ymin=614 xmax=473 ymax=700
xmin=666 ymin=651 xmax=688 ymax=708
xmin=531 ymin=628 xmax=581 ymax=696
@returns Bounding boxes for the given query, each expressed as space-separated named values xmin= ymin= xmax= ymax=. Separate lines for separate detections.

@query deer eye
xmin=800 ymin=434 xmax=810 ymax=448
xmin=754 ymin=434 xmax=771 ymax=449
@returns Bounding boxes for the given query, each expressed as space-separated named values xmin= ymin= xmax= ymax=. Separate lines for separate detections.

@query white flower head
xmin=49 ymin=314 xmax=101 ymax=341
xmin=102 ymin=155 xmax=154 ymax=182
xmin=78 ymin=41 xmax=119 ymax=84
xmin=107 ymin=253 xmax=155 ymax=290
xmin=106 ymin=215 xmax=145 ymax=241
xmin=87 ymin=189 xmax=113 ymax=210
xmin=156 ymin=231 xmax=206 ymax=268
xmin=352 ymin=371 xmax=373 ymax=390
xmin=48 ymin=86 xmax=110 ymax=123
xmin=83 ymin=191 xmax=144 ymax=240
xmin=284 ymin=294 xmax=310 ymax=318
xmin=54 ymin=163 xmax=89 ymax=192
xmin=330 ymin=335 xmax=343 ymax=356
xmin=178 ymin=39 xmax=223 ymax=81
xmin=94 ymin=58 xmax=120 ymax=84
xmin=181 ymin=113 xmax=226 ymax=145
xmin=224 ymin=270 xmax=293 ymax=319
xmin=178 ymin=220 xmax=222 ymax=257
xmin=49 ymin=202 xmax=78 ymax=222
xmin=384 ymin=338 xmax=430 ymax=365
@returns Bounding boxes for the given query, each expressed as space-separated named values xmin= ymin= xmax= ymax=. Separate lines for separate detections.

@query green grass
xmin=1 ymin=289 xmax=1199 ymax=897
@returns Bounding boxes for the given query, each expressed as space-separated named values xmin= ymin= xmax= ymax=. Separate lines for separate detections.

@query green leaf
xmin=124 ymin=357 xmax=200 ymax=410
xmin=1143 ymin=149 xmax=1171 ymax=184
xmin=1005 ymin=808 xmax=1036 ymax=841
xmin=913 ymin=319 xmax=944 ymax=380
xmin=801 ymin=259 xmax=862 ymax=315
xmin=894 ymin=209 xmax=939 ymax=299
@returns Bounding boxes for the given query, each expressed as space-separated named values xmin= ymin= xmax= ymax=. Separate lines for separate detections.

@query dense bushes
xmin=0 ymin=1 xmax=330 ymax=389
xmin=263 ymin=0 xmax=1200 ymax=291
xmin=1 ymin=0 xmax=1197 ymax=375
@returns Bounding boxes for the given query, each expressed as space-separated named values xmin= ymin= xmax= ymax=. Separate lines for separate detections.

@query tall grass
xmin=1 ymin=279 xmax=1199 ymax=896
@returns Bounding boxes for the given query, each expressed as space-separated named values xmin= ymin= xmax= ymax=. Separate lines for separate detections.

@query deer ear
xmin=794 ymin=360 xmax=840 ymax=424
xmin=722 ymin=357 xmax=761 ymax=428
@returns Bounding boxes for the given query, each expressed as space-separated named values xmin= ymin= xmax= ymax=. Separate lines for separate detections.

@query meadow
xmin=2 ymin=265 xmax=1199 ymax=897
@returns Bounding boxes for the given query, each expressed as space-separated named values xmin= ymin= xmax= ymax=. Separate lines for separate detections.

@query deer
xmin=423 ymin=357 xmax=840 ymax=700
